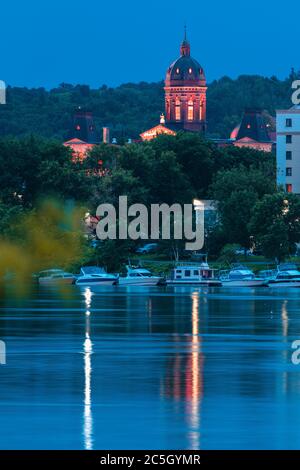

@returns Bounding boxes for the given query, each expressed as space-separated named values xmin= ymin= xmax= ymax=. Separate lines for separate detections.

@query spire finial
xmin=180 ymin=24 xmax=190 ymax=56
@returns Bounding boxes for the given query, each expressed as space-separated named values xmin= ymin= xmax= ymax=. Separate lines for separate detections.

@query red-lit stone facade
xmin=164 ymin=34 xmax=207 ymax=133
xmin=64 ymin=138 xmax=95 ymax=162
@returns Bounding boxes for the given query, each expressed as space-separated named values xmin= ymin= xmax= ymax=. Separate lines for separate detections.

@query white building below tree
xmin=277 ymin=105 xmax=300 ymax=194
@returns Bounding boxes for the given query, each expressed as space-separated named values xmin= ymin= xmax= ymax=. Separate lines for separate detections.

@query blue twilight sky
xmin=0 ymin=0 xmax=299 ymax=89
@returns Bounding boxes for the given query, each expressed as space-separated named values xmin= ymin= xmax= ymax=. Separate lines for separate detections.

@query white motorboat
xmin=268 ymin=263 xmax=300 ymax=288
xmin=38 ymin=269 xmax=76 ymax=285
xmin=167 ymin=261 xmax=221 ymax=286
xmin=75 ymin=266 xmax=118 ymax=286
xmin=118 ymin=266 xmax=163 ymax=286
xmin=219 ymin=265 xmax=266 ymax=287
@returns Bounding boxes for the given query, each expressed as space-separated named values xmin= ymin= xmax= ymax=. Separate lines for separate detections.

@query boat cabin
xmin=170 ymin=264 xmax=216 ymax=281
xmin=123 ymin=267 xmax=153 ymax=278
xmin=220 ymin=266 xmax=257 ymax=281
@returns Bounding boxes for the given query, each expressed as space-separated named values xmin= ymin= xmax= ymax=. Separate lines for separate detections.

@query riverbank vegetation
xmin=0 ymin=132 xmax=299 ymax=272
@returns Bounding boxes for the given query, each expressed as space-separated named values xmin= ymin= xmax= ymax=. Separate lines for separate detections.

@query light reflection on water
xmin=1 ymin=286 xmax=300 ymax=449
xmin=83 ymin=287 xmax=93 ymax=450
xmin=187 ymin=292 xmax=202 ymax=450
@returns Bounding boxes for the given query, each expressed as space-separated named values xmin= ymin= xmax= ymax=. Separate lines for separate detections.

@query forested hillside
xmin=0 ymin=72 xmax=297 ymax=141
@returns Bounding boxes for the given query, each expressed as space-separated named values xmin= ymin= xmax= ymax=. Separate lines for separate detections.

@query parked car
xmin=136 ymin=243 xmax=158 ymax=254
xmin=235 ymin=248 xmax=253 ymax=256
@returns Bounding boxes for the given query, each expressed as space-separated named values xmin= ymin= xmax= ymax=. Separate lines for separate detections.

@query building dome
xmin=164 ymin=30 xmax=207 ymax=133
xmin=165 ymin=35 xmax=206 ymax=87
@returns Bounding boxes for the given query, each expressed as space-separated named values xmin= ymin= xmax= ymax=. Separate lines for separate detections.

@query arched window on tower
xmin=175 ymin=99 xmax=181 ymax=121
xmin=200 ymin=101 xmax=203 ymax=121
xmin=188 ymin=100 xmax=194 ymax=121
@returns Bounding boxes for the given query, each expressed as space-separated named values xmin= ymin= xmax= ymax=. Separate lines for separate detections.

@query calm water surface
xmin=1 ymin=285 xmax=300 ymax=449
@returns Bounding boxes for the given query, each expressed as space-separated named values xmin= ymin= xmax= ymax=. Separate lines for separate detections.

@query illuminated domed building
xmin=164 ymin=29 xmax=207 ymax=132
xmin=141 ymin=29 xmax=207 ymax=141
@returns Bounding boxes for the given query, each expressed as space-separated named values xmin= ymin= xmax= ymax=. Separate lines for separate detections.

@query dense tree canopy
xmin=1 ymin=130 xmax=298 ymax=265
xmin=0 ymin=72 xmax=297 ymax=141
xmin=208 ymin=163 xmax=276 ymax=250
xmin=249 ymin=193 xmax=300 ymax=261
xmin=0 ymin=137 xmax=94 ymax=206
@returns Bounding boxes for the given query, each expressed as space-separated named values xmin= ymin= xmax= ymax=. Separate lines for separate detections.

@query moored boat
xmin=219 ymin=265 xmax=266 ymax=287
xmin=75 ymin=266 xmax=118 ymax=286
xmin=167 ymin=260 xmax=221 ymax=286
xmin=268 ymin=263 xmax=300 ymax=288
xmin=38 ymin=269 xmax=76 ymax=285
xmin=118 ymin=265 xmax=163 ymax=286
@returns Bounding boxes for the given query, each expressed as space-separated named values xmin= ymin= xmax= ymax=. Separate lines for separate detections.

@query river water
xmin=0 ymin=285 xmax=300 ymax=450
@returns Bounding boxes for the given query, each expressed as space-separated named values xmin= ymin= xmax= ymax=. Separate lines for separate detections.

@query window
xmin=286 ymin=184 xmax=293 ymax=193
xmin=286 ymin=167 xmax=292 ymax=176
xmin=175 ymin=99 xmax=181 ymax=121
xmin=286 ymin=118 xmax=292 ymax=127
xmin=185 ymin=270 xmax=191 ymax=277
xmin=286 ymin=151 xmax=292 ymax=160
xmin=202 ymin=270 xmax=211 ymax=279
xmin=278 ymin=274 xmax=286 ymax=279
xmin=200 ymin=101 xmax=203 ymax=121
xmin=187 ymin=100 xmax=194 ymax=121
xmin=286 ymin=135 xmax=292 ymax=144
xmin=193 ymin=270 xmax=199 ymax=276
